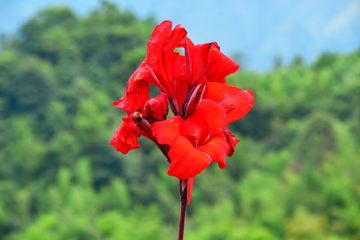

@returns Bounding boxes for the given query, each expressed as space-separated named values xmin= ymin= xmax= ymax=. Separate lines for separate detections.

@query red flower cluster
xmin=111 ymin=20 xmax=254 ymax=203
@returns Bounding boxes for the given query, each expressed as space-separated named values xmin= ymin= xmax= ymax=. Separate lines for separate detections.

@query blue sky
xmin=1 ymin=0 xmax=359 ymax=72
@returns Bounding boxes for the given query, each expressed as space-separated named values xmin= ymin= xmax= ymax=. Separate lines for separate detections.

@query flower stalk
xmin=177 ymin=179 xmax=187 ymax=240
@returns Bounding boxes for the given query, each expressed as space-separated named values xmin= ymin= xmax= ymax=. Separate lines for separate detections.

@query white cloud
xmin=325 ymin=0 xmax=360 ymax=36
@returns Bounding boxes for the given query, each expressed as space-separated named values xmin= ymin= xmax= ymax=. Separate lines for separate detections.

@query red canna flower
xmin=111 ymin=20 xmax=255 ymax=206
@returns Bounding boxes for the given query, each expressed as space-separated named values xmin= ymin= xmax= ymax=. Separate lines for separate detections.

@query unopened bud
xmin=225 ymin=129 xmax=239 ymax=157
xmin=184 ymin=81 xmax=206 ymax=119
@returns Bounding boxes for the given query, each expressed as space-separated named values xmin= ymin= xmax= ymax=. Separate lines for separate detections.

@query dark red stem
xmin=177 ymin=180 xmax=187 ymax=240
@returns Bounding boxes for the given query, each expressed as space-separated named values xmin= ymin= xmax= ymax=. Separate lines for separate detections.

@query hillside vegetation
xmin=0 ymin=3 xmax=359 ymax=240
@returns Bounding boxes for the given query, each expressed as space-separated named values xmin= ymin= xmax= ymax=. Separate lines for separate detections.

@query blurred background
xmin=0 ymin=0 xmax=359 ymax=239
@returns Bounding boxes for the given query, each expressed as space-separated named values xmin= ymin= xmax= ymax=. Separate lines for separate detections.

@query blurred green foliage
xmin=0 ymin=2 xmax=360 ymax=239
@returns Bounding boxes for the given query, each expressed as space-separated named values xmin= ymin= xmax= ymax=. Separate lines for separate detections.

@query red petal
xmin=110 ymin=121 xmax=141 ymax=154
xmin=190 ymin=43 xmax=211 ymax=86
xmin=147 ymin=21 xmax=173 ymax=95
xmin=197 ymin=132 xmax=230 ymax=169
xmin=113 ymin=92 xmax=140 ymax=114
xmin=144 ymin=92 xmax=169 ymax=121
xmin=168 ymin=136 xmax=212 ymax=179
xmin=177 ymin=36 xmax=194 ymax=49
xmin=136 ymin=81 xmax=150 ymax=107
xmin=126 ymin=62 xmax=151 ymax=93
xmin=162 ymin=25 xmax=187 ymax=57
xmin=203 ymin=79 xmax=227 ymax=103
xmin=188 ymin=99 xmax=227 ymax=132
xmin=198 ymin=144 xmax=228 ymax=169
xmin=152 ymin=116 xmax=184 ymax=145
xmin=164 ymin=51 xmax=185 ymax=97
xmin=197 ymin=100 xmax=227 ymax=132
xmin=147 ymin=21 xmax=172 ymax=61
xmin=113 ymin=80 xmax=150 ymax=114
xmin=221 ymin=87 xmax=255 ymax=123
xmin=147 ymin=21 xmax=187 ymax=98
xmin=114 ymin=64 xmax=151 ymax=114
xmin=175 ymin=77 xmax=187 ymax=116
xmin=206 ymin=43 xmax=239 ymax=82
xmin=180 ymin=116 xmax=204 ymax=147
xmin=187 ymin=177 xmax=194 ymax=205
xmin=181 ymin=100 xmax=227 ymax=143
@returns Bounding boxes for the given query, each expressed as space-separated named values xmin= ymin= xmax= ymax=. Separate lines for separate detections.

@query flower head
xmin=111 ymin=20 xmax=254 ymax=204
